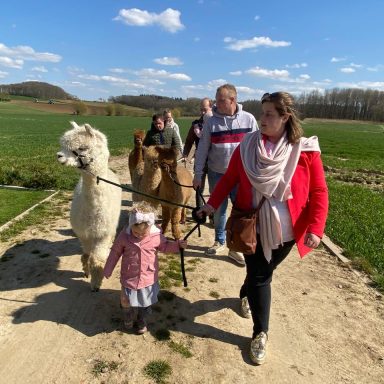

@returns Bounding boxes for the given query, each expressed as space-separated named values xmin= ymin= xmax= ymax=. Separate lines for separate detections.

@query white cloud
xmin=246 ymin=66 xmax=290 ymax=80
xmin=207 ymin=79 xmax=228 ymax=88
xmin=312 ymin=79 xmax=333 ymax=86
xmin=31 ymin=66 xmax=48 ymax=73
xmin=359 ymin=81 xmax=384 ymax=89
xmin=69 ymin=81 xmax=86 ymax=87
xmin=340 ymin=67 xmax=355 ymax=73
xmin=224 ymin=36 xmax=291 ymax=51
xmin=0 ymin=43 xmax=61 ymax=62
xmin=114 ymin=8 xmax=184 ymax=33
xmin=78 ymin=73 xmax=147 ymax=89
xmin=236 ymin=86 xmax=258 ymax=94
xmin=299 ymin=74 xmax=311 ymax=80
xmin=135 ymin=68 xmax=191 ymax=81
xmin=367 ymin=64 xmax=384 ymax=72
xmin=285 ymin=63 xmax=308 ymax=69
xmin=331 ymin=57 xmax=346 ymax=63
xmin=109 ymin=68 xmax=125 ymax=74
xmin=0 ymin=56 xmax=23 ymax=69
xmin=154 ymin=57 xmax=183 ymax=66
xmin=0 ymin=70 xmax=8 ymax=78
xmin=254 ymin=15 xmax=260 ymax=21
xmin=229 ymin=70 xmax=242 ymax=76
xmin=67 ymin=66 xmax=84 ymax=75
xmin=350 ymin=62 xmax=362 ymax=68
xmin=337 ymin=81 xmax=384 ymax=90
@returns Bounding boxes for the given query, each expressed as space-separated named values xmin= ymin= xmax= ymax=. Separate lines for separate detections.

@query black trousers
xmin=240 ymin=236 xmax=295 ymax=338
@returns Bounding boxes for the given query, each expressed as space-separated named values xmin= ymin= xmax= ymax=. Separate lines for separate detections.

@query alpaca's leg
xmin=79 ymin=238 xmax=92 ymax=277
xmin=81 ymin=253 xmax=90 ymax=277
xmin=89 ymin=256 xmax=104 ymax=292
xmin=89 ymin=239 xmax=110 ymax=292
xmin=171 ymin=208 xmax=182 ymax=239
xmin=161 ymin=205 xmax=171 ymax=235
xmin=180 ymin=207 xmax=186 ymax=224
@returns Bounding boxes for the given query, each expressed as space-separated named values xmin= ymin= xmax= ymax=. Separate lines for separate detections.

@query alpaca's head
xmin=156 ymin=146 xmax=178 ymax=171
xmin=142 ymin=145 xmax=160 ymax=172
xmin=57 ymin=121 xmax=110 ymax=174
xmin=133 ymin=130 xmax=145 ymax=148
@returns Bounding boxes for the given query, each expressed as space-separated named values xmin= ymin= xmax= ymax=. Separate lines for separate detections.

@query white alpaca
xmin=57 ymin=121 xmax=121 ymax=291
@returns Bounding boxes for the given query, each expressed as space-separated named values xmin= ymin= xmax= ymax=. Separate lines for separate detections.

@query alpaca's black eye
xmin=78 ymin=146 xmax=89 ymax=151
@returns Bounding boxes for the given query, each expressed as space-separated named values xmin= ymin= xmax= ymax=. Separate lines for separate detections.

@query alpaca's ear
xmin=84 ymin=123 xmax=95 ymax=137
xmin=70 ymin=121 xmax=80 ymax=129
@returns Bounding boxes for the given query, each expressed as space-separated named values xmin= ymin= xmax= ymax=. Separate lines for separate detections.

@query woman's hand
xmin=304 ymin=233 xmax=321 ymax=248
xmin=197 ymin=204 xmax=215 ymax=218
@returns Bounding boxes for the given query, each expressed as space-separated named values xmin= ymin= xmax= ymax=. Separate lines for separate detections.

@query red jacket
xmin=208 ymin=146 xmax=328 ymax=257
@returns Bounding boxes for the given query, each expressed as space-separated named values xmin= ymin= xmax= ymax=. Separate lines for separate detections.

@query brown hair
xmin=261 ymin=92 xmax=303 ymax=143
xmin=152 ymin=113 xmax=164 ymax=122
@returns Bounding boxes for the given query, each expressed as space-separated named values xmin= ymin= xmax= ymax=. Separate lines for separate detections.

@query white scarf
xmin=240 ymin=130 xmax=320 ymax=261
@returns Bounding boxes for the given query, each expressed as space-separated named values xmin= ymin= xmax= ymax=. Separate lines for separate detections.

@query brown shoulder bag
xmin=225 ymin=197 xmax=266 ymax=255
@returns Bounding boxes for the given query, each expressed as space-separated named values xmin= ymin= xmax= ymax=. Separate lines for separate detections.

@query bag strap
xmin=231 ymin=196 xmax=266 ymax=217
xmin=256 ymin=196 xmax=266 ymax=213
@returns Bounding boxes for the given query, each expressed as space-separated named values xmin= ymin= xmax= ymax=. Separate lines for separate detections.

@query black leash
xmin=96 ymin=175 xmax=196 ymax=210
xmin=179 ymin=187 xmax=206 ymax=287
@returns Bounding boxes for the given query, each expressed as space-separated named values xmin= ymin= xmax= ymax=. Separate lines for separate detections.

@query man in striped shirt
xmin=193 ymin=84 xmax=258 ymax=263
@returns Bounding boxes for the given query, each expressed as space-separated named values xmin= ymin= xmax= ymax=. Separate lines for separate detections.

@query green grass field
xmin=0 ymin=187 xmax=53 ymax=226
xmin=0 ymin=102 xmax=383 ymax=289
xmin=0 ymin=102 xmax=192 ymax=189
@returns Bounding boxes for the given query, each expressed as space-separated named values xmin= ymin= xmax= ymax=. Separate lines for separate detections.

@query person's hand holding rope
xmin=196 ymin=204 xmax=215 ymax=218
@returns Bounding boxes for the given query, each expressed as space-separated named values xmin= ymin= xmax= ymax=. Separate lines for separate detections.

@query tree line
xmin=112 ymin=88 xmax=384 ymax=122
xmin=2 ymin=81 xmax=384 ymax=122
xmin=0 ymin=81 xmax=74 ymax=100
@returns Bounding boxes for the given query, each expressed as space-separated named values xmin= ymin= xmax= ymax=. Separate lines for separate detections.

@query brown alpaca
xmin=157 ymin=146 xmax=193 ymax=239
xmin=136 ymin=145 xmax=162 ymax=207
xmin=128 ymin=130 xmax=145 ymax=201
xmin=137 ymin=145 xmax=193 ymax=239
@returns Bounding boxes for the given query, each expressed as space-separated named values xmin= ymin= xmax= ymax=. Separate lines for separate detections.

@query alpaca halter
xmin=72 ymin=150 xmax=94 ymax=169
xmin=129 ymin=211 xmax=156 ymax=228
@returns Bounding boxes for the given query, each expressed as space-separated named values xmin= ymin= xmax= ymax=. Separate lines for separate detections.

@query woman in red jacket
xmin=198 ymin=92 xmax=328 ymax=365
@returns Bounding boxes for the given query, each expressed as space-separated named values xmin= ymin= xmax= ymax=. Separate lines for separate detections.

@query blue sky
xmin=1 ymin=1 xmax=384 ymax=102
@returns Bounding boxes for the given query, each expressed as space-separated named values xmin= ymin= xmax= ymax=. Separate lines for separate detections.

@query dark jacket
xmin=143 ymin=124 xmax=182 ymax=153
xmin=183 ymin=116 xmax=203 ymax=157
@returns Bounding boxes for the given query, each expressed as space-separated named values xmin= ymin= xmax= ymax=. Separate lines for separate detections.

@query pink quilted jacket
xmin=103 ymin=225 xmax=181 ymax=289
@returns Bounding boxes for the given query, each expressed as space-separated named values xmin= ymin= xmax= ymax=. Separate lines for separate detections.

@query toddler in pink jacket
xmin=104 ymin=201 xmax=187 ymax=334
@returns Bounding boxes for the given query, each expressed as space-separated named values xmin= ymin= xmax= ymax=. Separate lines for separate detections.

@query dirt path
xmin=0 ymin=156 xmax=383 ymax=384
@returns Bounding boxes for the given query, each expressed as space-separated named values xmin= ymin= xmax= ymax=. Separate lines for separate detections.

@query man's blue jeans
xmin=208 ymin=169 xmax=238 ymax=245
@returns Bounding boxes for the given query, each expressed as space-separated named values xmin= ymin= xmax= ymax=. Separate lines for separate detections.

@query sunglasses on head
xmin=261 ymin=92 xmax=279 ymax=102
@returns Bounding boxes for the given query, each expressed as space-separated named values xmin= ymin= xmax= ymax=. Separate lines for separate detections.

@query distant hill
xmin=0 ymin=81 xmax=74 ymax=100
